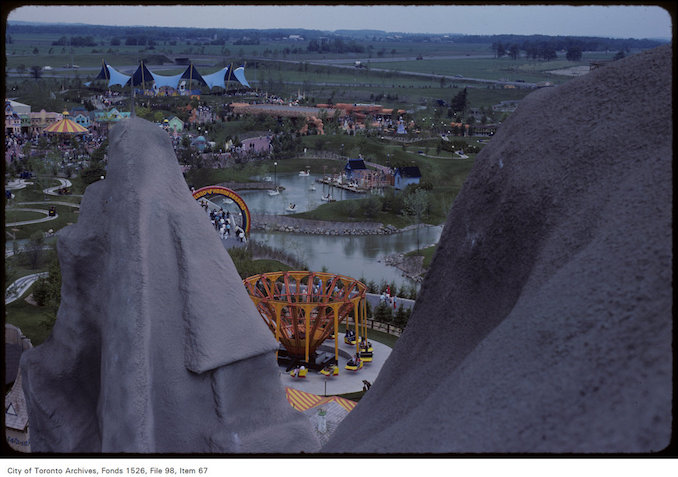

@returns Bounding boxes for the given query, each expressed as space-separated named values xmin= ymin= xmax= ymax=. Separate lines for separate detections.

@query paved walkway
xmin=281 ymin=338 xmax=392 ymax=395
xmin=5 ymin=272 xmax=49 ymax=305
xmin=6 ymin=208 xmax=57 ymax=227
xmin=5 ymin=179 xmax=34 ymax=191
xmin=6 ymin=200 xmax=80 ymax=227
xmin=43 ymin=178 xmax=83 ymax=197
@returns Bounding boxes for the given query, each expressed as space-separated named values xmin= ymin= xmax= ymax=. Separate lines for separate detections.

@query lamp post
xmin=274 ymin=161 xmax=277 ymax=191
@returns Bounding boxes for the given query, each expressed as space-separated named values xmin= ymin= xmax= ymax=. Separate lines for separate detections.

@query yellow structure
xmin=243 ymin=271 xmax=367 ymax=365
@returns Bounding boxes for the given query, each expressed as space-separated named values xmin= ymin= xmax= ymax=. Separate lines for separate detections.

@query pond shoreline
xmin=251 ymin=213 xmax=418 ymax=236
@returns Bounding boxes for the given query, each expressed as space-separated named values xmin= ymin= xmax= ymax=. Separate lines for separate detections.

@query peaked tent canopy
xmin=43 ymin=114 xmax=88 ymax=134
xmin=151 ymin=70 xmax=184 ymax=89
xmin=106 ymin=65 xmax=132 ymax=88
xmin=202 ymin=66 xmax=229 ymax=89
xmin=93 ymin=60 xmax=110 ymax=81
xmin=233 ymin=66 xmax=251 ymax=88
xmin=180 ymin=64 xmax=207 ymax=88
xmin=92 ymin=61 xmax=131 ymax=88
xmin=130 ymin=62 xmax=155 ymax=88
xmin=88 ymin=60 xmax=251 ymax=91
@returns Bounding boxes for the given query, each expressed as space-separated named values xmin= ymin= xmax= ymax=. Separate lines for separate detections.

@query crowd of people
xmin=380 ymin=285 xmax=399 ymax=310
xmin=199 ymin=200 xmax=246 ymax=242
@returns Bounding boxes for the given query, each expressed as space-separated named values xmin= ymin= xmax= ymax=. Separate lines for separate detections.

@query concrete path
xmin=5 ymin=179 xmax=34 ymax=191
xmin=5 ymin=272 xmax=49 ymax=305
xmin=366 ymin=292 xmax=414 ymax=311
xmin=43 ymin=178 xmax=83 ymax=197
xmin=6 ymin=200 xmax=80 ymax=227
xmin=6 ymin=208 xmax=57 ymax=227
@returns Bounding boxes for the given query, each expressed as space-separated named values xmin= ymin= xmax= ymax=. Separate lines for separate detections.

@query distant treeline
xmin=6 ymin=22 xmax=667 ymax=52
xmin=478 ymin=33 xmax=664 ymax=54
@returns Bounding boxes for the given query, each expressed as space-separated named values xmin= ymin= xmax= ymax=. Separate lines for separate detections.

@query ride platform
xmin=280 ymin=339 xmax=392 ymax=395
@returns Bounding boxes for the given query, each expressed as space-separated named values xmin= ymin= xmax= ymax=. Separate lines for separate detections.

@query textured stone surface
xmin=323 ymin=45 xmax=672 ymax=453
xmin=21 ymin=117 xmax=319 ymax=453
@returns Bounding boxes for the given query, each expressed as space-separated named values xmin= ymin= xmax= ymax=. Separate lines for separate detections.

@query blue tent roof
xmin=233 ymin=66 xmax=250 ymax=88
xmin=151 ymin=70 xmax=184 ymax=89
xmin=130 ymin=62 xmax=154 ymax=88
xmin=202 ymin=66 xmax=229 ymax=89
xmin=180 ymin=64 xmax=207 ymax=87
xmin=88 ymin=61 xmax=250 ymax=90
xmin=106 ymin=65 xmax=131 ymax=88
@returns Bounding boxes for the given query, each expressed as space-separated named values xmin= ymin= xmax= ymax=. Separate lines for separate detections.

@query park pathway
xmin=5 ymin=272 xmax=49 ymax=305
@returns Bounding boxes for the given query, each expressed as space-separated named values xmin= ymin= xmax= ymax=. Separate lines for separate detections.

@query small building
xmin=344 ymin=158 xmax=368 ymax=180
xmin=5 ymin=324 xmax=33 ymax=453
xmin=241 ymin=135 xmax=272 ymax=154
xmin=29 ymin=109 xmax=62 ymax=134
xmin=71 ymin=112 xmax=92 ymax=128
xmin=6 ymin=100 xmax=31 ymax=116
xmin=394 ymin=166 xmax=422 ymax=190
xmin=167 ymin=116 xmax=184 ymax=133
xmin=4 ymin=103 xmax=22 ymax=135
xmin=191 ymin=135 xmax=207 ymax=152
xmin=93 ymin=108 xmax=131 ymax=134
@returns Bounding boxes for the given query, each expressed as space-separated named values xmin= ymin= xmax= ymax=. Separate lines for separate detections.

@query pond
xmin=233 ymin=172 xmax=367 ymax=215
xmin=250 ymin=225 xmax=443 ymax=290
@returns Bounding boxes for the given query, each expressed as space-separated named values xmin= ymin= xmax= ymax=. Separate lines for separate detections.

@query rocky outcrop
xmin=20 ymin=118 xmax=319 ymax=453
xmin=251 ymin=214 xmax=397 ymax=235
xmin=323 ymin=45 xmax=672 ymax=453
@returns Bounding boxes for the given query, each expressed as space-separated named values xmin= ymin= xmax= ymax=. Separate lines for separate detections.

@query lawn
xmin=5 ymin=209 xmax=49 ymax=223
xmin=6 ymin=202 xmax=81 ymax=240
xmin=5 ymin=294 xmax=56 ymax=347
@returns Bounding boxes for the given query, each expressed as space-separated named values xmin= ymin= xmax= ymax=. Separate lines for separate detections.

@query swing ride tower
xmin=243 ymin=271 xmax=368 ymax=369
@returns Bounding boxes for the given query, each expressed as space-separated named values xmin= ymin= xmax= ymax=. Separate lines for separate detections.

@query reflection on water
xmin=251 ymin=225 xmax=442 ymax=289
xmin=207 ymin=171 xmax=443 ymax=288
xmin=217 ymin=172 xmax=366 ymax=216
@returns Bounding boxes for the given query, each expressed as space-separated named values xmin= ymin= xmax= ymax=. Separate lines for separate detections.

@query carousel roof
xmin=43 ymin=116 xmax=88 ymax=134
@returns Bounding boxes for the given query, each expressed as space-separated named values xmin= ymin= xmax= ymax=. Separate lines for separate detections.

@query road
xmin=6 ymin=53 xmax=537 ymax=88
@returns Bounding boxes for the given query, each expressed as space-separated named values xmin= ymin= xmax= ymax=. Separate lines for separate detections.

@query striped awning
xmin=43 ymin=117 xmax=88 ymax=134
xmin=285 ymin=387 xmax=357 ymax=413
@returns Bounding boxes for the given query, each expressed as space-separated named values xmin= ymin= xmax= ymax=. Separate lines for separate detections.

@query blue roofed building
xmin=394 ymin=166 xmax=422 ymax=190
xmin=344 ymin=158 xmax=368 ymax=180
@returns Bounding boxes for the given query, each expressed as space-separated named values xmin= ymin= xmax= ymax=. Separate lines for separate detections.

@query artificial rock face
xmin=324 ymin=45 xmax=672 ymax=453
xmin=21 ymin=117 xmax=319 ymax=453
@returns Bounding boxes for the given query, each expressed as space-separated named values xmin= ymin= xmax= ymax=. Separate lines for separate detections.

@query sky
xmin=6 ymin=4 xmax=673 ymax=40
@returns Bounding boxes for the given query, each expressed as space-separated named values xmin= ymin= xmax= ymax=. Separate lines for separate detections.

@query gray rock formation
xmin=20 ymin=117 xmax=319 ymax=453
xmin=323 ymin=45 xmax=672 ymax=453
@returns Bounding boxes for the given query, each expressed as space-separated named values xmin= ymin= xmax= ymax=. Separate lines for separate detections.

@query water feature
xmin=206 ymin=171 xmax=443 ymax=289
xmin=250 ymin=225 xmax=443 ymax=289
xmin=224 ymin=172 xmax=366 ymax=215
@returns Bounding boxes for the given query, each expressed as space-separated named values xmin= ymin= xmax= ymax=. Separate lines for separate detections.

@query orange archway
xmin=192 ymin=185 xmax=251 ymax=236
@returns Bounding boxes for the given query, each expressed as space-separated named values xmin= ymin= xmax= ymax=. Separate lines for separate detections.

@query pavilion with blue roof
xmin=88 ymin=60 xmax=250 ymax=92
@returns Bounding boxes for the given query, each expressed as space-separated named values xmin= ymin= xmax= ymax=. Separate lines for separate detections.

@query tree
xmin=32 ymin=256 xmax=61 ymax=310
xmin=566 ymin=47 xmax=583 ymax=61
xmin=373 ymin=302 xmax=393 ymax=325
xmin=25 ymin=231 xmax=46 ymax=270
xmin=16 ymin=64 xmax=26 ymax=77
xmin=508 ymin=44 xmax=520 ymax=60
xmin=30 ymin=65 xmax=42 ymax=79
xmin=403 ymin=188 xmax=430 ymax=252
xmin=613 ymin=50 xmax=626 ymax=61
xmin=394 ymin=304 xmax=411 ymax=330
xmin=450 ymin=87 xmax=468 ymax=114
